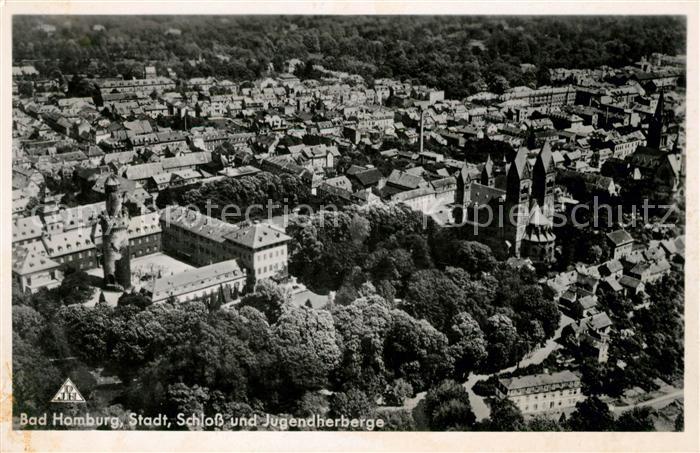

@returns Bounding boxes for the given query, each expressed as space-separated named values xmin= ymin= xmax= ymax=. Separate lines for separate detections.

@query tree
xmin=401 ymin=269 xmax=465 ymax=332
xmin=273 ymin=306 xmax=341 ymax=393
xmin=448 ymin=312 xmax=487 ymax=379
xmin=424 ymin=379 xmax=476 ymax=431
xmin=164 ymin=383 xmax=210 ymax=429
xmin=239 ymin=279 xmax=291 ymax=324
xmin=615 ymin=407 xmax=656 ymax=431
xmin=485 ymin=398 xmax=525 ymax=431
xmin=567 ymin=396 xmax=614 ymax=431
xmin=331 ymin=295 xmax=392 ymax=396
xmin=488 ymin=74 xmax=510 ymax=94
xmin=383 ymin=310 xmax=453 ymax=392
xmin=382 ymin=378 xmax=413 ymax=406
xmin=57 ymin=268 xmax=95 ymax=305
xmin=527 ymin=415 xmax=561 ymax=431
xmin=18 ymin=81 xmax=34 ymax=97
xmin=379 ymin=409 xmax=416 ymax=431
xmin=12 ymin=333 xmax=63 ymax=415
xmin=12 ymin=305 xmax=45 ymax=345
xmin=445 ymin=241 xmax=497 ymax=274
xmin=674 ymin=411 xmax=683 ymax=432
xmin=117 ymin=292 xmax=152 ymax=309
xmin=57 ymin=303 xmax=113 ymax=366
xmin=329 ymin=388 xmax=375 ymax=420
xmin=483 ymin=314 xmax=519 ymax=371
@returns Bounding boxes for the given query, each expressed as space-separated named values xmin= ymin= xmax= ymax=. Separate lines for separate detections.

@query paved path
xmin=610 ymin=388 xmax=683 ymax=415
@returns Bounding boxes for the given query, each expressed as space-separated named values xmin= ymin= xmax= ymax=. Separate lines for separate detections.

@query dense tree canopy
xmin=13 ymin=16 xmax=685 ymax=98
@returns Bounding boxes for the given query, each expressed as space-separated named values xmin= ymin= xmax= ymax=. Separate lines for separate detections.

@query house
xmin=12 ymin=242 xmax=61 ymax=294
xmin=628 ymin=259 xmax=671 ymax=283
xmin=381 ymin=169 xmax=428 ymax=196
xmin=573 ymin=294 xmax=599 ymax=319
xmin=598 ymin=259 xmax=624 ymax=278
xmin=599 ymin=275 xmax=624 ymax=294
xmin=347 ymin=167 xmax=384 ymax=191
xmin=618 ymin=275 xmax=645 ymax=296
xmin=323 ymin=175 xmax=353 ymax=192
xmin=606 ymin=229 xmax=634 ymax=260
xmin=564 ymin=311 xmax=613 ymax=363
xmin=495 ymin=371 xmax=584 ymax=417
xmin=299 ymin=144 xmax=340 ymax=171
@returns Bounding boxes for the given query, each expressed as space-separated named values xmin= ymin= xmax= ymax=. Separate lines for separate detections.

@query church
xmin=455 ymin=141 xmax=557 ymax=264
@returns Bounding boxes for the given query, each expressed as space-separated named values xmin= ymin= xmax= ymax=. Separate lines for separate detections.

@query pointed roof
xmin=654 ymin=90 xmax=665 ymax=120
xmin=485 ymin=153 xmax=494 ymax=170
xmin=526 ymin=125 xmax=537 ymax=150
xmin=510 ymin=146 xmax=531 ymax=179
xmin=538 ymin=140 xmax=553 ymax=170
xmin=528 ymin=201 xmax=551 ymax=227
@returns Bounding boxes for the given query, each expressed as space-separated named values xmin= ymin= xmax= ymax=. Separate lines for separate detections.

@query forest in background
xmin=13 ymin=16 xmax=686 ymax=98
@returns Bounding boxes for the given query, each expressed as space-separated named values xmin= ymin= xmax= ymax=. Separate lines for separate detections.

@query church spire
xmin=526 ymin=125 xmax=537 ymax=150
xmin=647 ymin=90 xmax=664 ymax=149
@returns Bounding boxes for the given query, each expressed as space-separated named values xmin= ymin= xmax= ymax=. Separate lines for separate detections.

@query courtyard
xmin=84 ymin=252 xmax=194 ymax=307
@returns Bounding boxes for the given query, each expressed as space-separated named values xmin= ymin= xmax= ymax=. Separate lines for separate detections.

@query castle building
xmin=93 ymin=175 xmax=131 ymax=290
xmin=160 ymin=206 xmax=291 ymax=282
xmin=147 ymin=259 xmax=246 ymax=304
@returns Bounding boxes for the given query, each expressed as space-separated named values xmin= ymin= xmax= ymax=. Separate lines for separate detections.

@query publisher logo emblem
xmin=51 ymin=378 xmax=86 ymax=403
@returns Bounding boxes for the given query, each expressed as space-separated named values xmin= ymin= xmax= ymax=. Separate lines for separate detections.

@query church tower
xmin=646 ymin=91 xmax=664 ymax=150
xmin=504 ymin=147 xmax=532 ymax=257
xmin=94 ymin=175 xmax=131 ymax=290
xmin=521 ymin=200 xmax=556 ymax=263
xmin=481 ymin=154 xmax=495 ymax=187
xmin=532 ymin=141 xmax=556 ymax=222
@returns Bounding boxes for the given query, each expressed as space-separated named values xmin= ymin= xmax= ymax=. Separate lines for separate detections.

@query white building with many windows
xmin=495 ymin=370 xmax=584 ymax=417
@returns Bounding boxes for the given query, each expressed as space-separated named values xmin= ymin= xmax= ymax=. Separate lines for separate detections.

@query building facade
xmin=147 ymin=259 xmax=246 ymax=304
xmin=496 ymin=371 xmax=584 ymax=417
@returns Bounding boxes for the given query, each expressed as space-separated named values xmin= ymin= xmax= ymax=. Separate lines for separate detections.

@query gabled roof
xmin=12 ymin=216 xmax=43 ymax=243
xmin=151 ymin=259 xmax=244 ymax=301
xmin=42 ymin=228 xmax=95 ymax=257
xmin=351 ymin=168 xmax=383 ymax=187
xmin=124 ymin=162 xmax=164 ymax=180
xmin=224 ymin=222 xmax=291 ymax=249
xmin=601 ymin=276 xmax=623 ymax=292
xmin=601 ymin=259 xmax=623 ymax=274
xmin=467 ymin=182 xmax=506 ymax=206
xmin=619 ymin=275 xmax=643 ymax=289
xmin=499 ymin=370 xmax=580 ymax=391
xmin=606 ymin=229 xmax=634 ymax=246
xmin=12 ymin=242 xmax=59 ymax=275
xmin=386 ymin=169 xmax=425 ymax=190
xmin=585 ymin=312 xmax=613 ymax=332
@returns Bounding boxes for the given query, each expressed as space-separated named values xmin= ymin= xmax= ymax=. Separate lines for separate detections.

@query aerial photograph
xmin=9 ymin=15 xmax=686 ymax=433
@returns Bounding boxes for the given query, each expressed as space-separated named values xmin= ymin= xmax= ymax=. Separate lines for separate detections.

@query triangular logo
xmin=51 ymin=378 xmax=86 ymax=403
